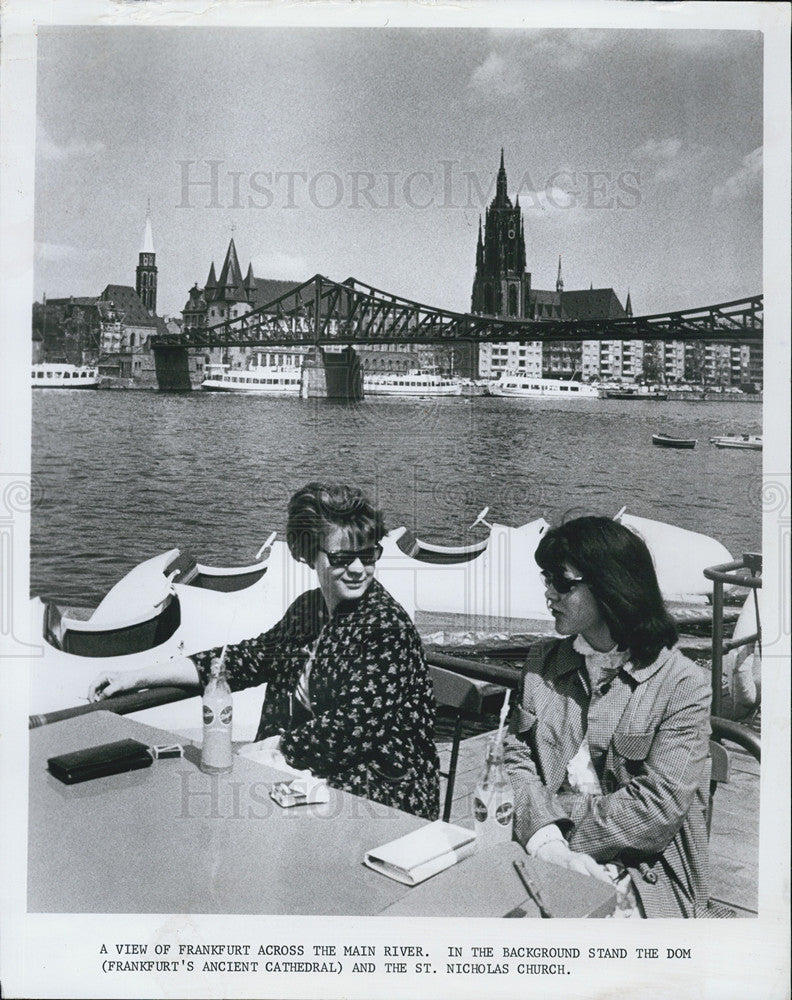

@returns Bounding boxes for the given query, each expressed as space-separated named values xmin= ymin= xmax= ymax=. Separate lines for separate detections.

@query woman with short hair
xmin=505 ymin=516 xmax=712 ymax=917
xmin=90 ymin=482 xmax=440 ymax=820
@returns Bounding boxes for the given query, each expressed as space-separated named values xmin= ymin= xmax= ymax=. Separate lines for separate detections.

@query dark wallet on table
xmin=47 ymin=739 xmax=153 ymax=784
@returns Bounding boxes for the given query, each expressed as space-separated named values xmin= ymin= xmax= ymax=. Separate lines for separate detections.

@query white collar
xmin=573 ymin=633 xmax=630 ymax=671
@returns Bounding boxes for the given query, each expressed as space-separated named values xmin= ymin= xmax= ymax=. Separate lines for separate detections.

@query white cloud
xmin=251 ymin=250 xmax=309 ymax=280
xmin=467 ymin=52 xmax=525 ymax=99
xmin=35 ymin=241 xmax=77 ymax=261
xmin=711 ymin=147 xmax=763 ymax=206
xmin=37 ymin=119 xmax=105 ymax=161
xmin=631 ymin=137 xmax=716 ymax=184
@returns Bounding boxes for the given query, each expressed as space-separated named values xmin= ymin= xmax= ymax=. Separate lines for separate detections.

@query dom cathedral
xmin=471 ymin=151 xmax=637 ymax=382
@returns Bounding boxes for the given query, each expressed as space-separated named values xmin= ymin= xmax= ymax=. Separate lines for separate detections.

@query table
xmin=28 ymin=712 xmax=616 ymax=917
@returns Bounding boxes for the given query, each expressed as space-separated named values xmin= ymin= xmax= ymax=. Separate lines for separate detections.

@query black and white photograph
xmin=0 ymin=1 xmax=789 ymax=998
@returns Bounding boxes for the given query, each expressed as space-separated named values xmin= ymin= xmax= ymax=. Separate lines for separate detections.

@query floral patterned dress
xmin=192 ymin=580 xmax=440 ymax=820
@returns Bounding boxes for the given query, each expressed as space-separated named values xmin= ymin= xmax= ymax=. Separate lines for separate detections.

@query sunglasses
xmin=541 ymin=570 xmax=585 ymax=595
xmin=320 ymin=544 xmax=383 ymax=569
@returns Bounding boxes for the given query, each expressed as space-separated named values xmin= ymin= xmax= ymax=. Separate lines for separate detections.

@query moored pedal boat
xmin=709 ymin=434 xmax=762 ymax=451
xmin=30 ymin=513 xmax=733 ymax=718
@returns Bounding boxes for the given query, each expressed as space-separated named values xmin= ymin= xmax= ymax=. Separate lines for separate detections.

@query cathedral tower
xmin=471 ymin=150 xmax=530 ymax=317
xmin=136 ymin=203 xmax=158 ymax=315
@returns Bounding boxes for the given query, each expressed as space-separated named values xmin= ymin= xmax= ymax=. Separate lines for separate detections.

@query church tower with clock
xmin=471 ymin=149 xmax=531 ymax=318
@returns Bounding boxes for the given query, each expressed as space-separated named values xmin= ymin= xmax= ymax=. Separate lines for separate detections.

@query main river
xmin=31 ymin=392 xmax=763 ymax=604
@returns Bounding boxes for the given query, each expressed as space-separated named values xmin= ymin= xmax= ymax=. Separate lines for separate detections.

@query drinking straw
xmin=495 ymin=688 xmax=511 ymax=744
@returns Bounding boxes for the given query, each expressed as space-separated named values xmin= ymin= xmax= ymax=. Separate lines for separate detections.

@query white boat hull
xmin=29 ymin=513 xmax=733 ymax=718
xmin=487 ymin=379 xmax=599 ymax=399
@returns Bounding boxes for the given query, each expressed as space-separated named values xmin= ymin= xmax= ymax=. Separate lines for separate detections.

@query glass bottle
xmin=473 ymin=734 xmax=514 ymax=848
xmin=200 ymin=656 xmax=233 ymax=774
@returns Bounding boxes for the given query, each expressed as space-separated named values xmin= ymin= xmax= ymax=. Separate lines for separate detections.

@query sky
xmin=33 ymin=26 xmax=763 ymax=318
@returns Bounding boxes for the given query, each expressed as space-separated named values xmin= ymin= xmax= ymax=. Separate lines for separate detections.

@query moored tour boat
xmin=652 ymin=433 xmax=697 ymax=449
xmin=486 ymin=374 xmax=599 ymax=398
xmin=31 ymin=363 xmax=99 ymax=388
xmin=201 ymin=363 xmax=302 ymax=395
xmin=709 ymin=434 xmax=762 ymax=451
xmin=363 ymin=372 xmax=462 ymax=396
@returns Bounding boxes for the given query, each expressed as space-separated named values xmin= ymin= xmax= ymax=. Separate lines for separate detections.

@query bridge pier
xmin=153 ymin=345 xmax=193 ymax=392
xmin=301 ymin=346 xmax=362 ymax=401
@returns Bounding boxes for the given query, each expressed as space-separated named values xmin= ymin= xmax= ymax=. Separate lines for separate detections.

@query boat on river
xmin=201 ymin=364 xmax=302 ymax=395
xmin=28 ymin=510 xmax=734 ymax=719
xmin=709 ymin=434 xmax=762 ymax=451
xmin=652 ymin=433 xmax=697 ymax=449
xmin=605 ymin=385 xmax=668 ymax=401
xmin=31 ymin=363 xmax=99 ymax=388
xmin=486 ymin=374 xmax=599 ymax=398
xmin=363 ymin=372 xmax=462 ymax=396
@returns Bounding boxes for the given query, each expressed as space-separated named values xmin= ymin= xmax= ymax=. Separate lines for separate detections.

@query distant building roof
xmin=252 ymin=278 xmax=304 ymax=307
xmin=560 ymin=288 xmax=627 ymax=321
xmin=100 ymin=284 xmax=159 ymax=327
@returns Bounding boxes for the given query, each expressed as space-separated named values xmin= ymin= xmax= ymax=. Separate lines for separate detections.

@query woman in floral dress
xmin=89 ymin=483 xmax=439 ymax=820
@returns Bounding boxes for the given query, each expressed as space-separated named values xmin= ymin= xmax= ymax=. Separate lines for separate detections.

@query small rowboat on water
xmin=652 ymin=433 xmax=697 ymax=449
xmin=709 ymin=435 xmax=762 ymax=451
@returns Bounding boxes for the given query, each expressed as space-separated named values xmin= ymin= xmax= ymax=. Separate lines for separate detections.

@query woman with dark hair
xmin=89 ymin=483 xmax=440 ymax=820
xmin=505 ymin=516 xmax=712 ymax=917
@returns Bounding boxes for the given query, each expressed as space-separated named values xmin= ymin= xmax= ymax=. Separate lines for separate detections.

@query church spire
xmin=136 ymin=202 xmax=157 ymax=315
xmin=556 ymin=255 xmax=564 ymax=293
xmin=141 ymin=200 xmax=155 ymax=254
xmin=496 ymin=147 xmax=508 ymax=206
xmin=625 ymin=290 xmax=633 ymax=316
xmin=217 ymin=237 xmax=247 ymax=302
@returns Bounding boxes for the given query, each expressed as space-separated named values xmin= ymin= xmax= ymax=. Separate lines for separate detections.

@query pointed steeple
xmin=625 ymin=290 xmax=633 ymax=316
xmin=136 ymin=201 xmax=157 ymax=314
xmin=476 ymin=217 xmax=484 ymax=268
xmin=496 ymin=147 xmax=508 ymax=206
xmin=141 ymin=201 xmax=155 ymax=254
xmin=216 ymin=237 xmax=247 ymax=302
xmin=244 ymin=262 xmax=257 ymax=296
xmin=590 ymin=281 xmax=594 ymax=290
xmin=556 ymin=255 xmax=564 ymax=293
xmin=204 ymin=262 xmax=218 ymax=303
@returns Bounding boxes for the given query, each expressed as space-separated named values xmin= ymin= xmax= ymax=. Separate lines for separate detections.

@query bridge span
xmin=152 ymin=274 xmax=762 ymax=350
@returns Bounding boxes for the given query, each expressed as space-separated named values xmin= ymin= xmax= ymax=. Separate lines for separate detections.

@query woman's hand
xmin=87 ymin=656 xmax=201 ymax=703
xmin=88 ymin=670 xmax=138 ymax=702
xmin=532 ymin=838 xmax=613 ymax=883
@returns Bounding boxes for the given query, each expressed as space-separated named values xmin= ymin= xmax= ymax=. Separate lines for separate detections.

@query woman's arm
xmin=566 ymin=667 xmax=711 ymax=862
xmin=88 ymin=656 xmax=200 ymax=702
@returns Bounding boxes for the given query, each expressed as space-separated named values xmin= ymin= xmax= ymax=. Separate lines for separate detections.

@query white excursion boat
xmin=486 ymin=373 xmax=599 ymax=399
xmin=31 ymin=363 xmax=99 ymax=388
xmin=201 ymin=363 xmax=302 ymax=395
xmin=363 ymin=372 xmax=463 ymax=396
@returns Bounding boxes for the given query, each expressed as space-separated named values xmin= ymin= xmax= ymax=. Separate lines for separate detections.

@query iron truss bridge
xmin=153 ymin=275 xmax=763 ymax=349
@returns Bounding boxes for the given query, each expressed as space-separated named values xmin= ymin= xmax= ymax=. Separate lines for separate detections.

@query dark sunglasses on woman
xmin=541 ymin=570 xmax=585 ymax=595
xmin=320 ymin=544 xmax=384 ymax=569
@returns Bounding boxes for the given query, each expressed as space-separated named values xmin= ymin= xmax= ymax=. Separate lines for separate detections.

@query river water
xmin=31 ymin=391 xmax=762 ymax=605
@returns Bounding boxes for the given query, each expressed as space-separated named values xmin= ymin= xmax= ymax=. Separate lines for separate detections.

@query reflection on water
xmin=31 ymin=392 xmax=762 ymax=603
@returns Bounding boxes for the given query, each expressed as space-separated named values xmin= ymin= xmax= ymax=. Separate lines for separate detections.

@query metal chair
xmin=427 ymin=662 xmax=509 ymax=822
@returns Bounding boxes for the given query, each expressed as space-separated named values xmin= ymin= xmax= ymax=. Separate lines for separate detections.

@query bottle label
xmin=495 ymin=801 xmax=514 ymax=826
xmin=203 ymin=705 xmax=214 ymax=725
xmin=220 ymin=705 xmax=232 ymax=725
xmin=473 ymin=797 xmax=487 ymax=823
